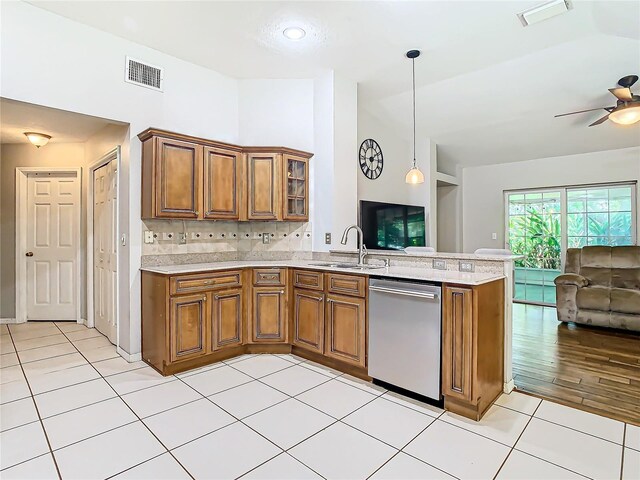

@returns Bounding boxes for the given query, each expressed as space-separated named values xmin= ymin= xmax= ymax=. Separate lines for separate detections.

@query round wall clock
xmin=359 ymin=138 xmax=383 ymax=179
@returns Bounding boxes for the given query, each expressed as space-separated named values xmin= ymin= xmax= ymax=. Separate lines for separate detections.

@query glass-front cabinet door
xmin=283 ymin=154 xmax=309 ymax=221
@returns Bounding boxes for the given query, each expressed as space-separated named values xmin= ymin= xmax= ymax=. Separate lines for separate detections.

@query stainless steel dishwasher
xmin=368 ymin=278 xmax=442 ymax=401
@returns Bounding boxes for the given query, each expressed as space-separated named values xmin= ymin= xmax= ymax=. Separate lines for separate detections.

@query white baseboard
xmin=503 ymin=379 xmax=515 ymax=394
xmin=117 ymin=346 xmax=142 ymax=363
xmin=0 ymin=318 xmax=18 ymax=324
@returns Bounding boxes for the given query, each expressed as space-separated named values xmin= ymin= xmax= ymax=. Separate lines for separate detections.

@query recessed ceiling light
xmin=517 ymin=0 xmax=570 ymax=27
xmin=283 ymin=27 xmax=306 ymax=41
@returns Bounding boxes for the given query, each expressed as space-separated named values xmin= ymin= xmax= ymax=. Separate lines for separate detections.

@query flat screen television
xmin=359 ymin=200 xmax=426 ymax=250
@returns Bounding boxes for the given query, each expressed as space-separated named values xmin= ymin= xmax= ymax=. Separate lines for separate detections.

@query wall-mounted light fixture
xmin=24 ymin=132 xmax=51 ymax=148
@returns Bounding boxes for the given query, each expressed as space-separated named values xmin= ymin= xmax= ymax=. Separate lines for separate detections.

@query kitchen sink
xmin=309 ymin=262 xmax=385 ymax=270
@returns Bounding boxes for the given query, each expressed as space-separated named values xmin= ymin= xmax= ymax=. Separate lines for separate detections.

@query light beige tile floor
xmin=0 ymin=321 xmax=636 ymax=479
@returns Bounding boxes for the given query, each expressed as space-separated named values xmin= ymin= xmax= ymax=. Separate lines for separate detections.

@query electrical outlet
xmin=492 ymin=232 xmax=498 ymax=240
xmin=143 ymin=231 xmax=154 ymax=244
xmin=178 ymin=232 xmax=187 ymax=245
xmin=433 ymin=259 xmax=447 ymax=270
xmin=262 ymin=232 xmax=270 ymax=244
xmin=325 ymin=233 xmax=331 ymax=244
xmin=460 ymin=261 xmax=475 ymax=273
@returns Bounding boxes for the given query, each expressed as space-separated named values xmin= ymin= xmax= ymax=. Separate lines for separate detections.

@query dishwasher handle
xmin=369 ymin=285 xmax=439 ymax=300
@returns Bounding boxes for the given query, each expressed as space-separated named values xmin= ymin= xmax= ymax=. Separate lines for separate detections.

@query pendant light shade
xmin=405 ymin=166 xmax=425 ymax=184
xmin=405 ymin=50 xmax=424 ymax=184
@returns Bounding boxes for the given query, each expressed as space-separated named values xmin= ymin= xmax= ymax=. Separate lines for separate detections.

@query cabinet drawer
xmin=170 ymin=271 xmax=242 ymax=295
xmin=292 ymin=270 xmax=324 ymax=291
xmin=253 ymin=268 xmax=286 ymax=286
xmin=326 ymin=273 xmax=366 ymax=297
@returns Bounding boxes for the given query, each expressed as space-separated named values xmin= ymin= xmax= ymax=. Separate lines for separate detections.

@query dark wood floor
xmin=512 ymin=303 xmax=640 ymax=425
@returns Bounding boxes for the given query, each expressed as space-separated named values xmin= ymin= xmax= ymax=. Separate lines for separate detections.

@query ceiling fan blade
xmin=588 ymin=113 xmax=611 ymax=127
xmin=555 ymin=107 xmax=614 ymax=118
xmin=609 ymin=87 xmax=633 ymax=101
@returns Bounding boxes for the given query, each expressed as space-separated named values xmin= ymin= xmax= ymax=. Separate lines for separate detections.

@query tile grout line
xmin=51 ymin=323 xmax=196 ymax=480
xmin=620 ymin=424 xmax=626 ymax=480
xmin=3 ymin=323 xmax=63 ymax=479
xmin=174 ymin=355 xmax=385 ymax=478
xmin=367 ymin=414 xmax=460 ymax=480
xmin=491 ymin=398 xmax=593 ymax=480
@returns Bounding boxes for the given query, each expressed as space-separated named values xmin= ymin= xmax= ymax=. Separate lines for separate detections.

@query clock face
xmin=359 ymin=139 xmax=383 ymax=180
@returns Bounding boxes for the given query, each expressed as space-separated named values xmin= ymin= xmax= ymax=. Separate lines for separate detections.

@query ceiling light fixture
xmin=405 ymin=50 xmax=424 ymax=185
xmin=283 ymin=26 xmax=306 ymax=40
xmin=24 ymin=132 xmax=51 ymax=148
xmin=608 ymin=104 xmax=640 ymax=125
xmin=517 ymin=0 xmax=570 ymax=27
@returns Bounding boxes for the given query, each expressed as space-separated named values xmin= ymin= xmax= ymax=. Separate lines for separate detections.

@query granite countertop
xmin=329 ymin=249 xmax=524 ymax=262
xmin=140 ymin=260 xmax=505 ymax=286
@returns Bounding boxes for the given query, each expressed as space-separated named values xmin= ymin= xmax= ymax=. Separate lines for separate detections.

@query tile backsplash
xmin=142 ymin=220 xmax=312 ymax=256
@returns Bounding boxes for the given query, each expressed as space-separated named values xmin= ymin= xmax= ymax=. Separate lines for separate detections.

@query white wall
xmin=462 ymin=146 xmax=640 ymax=253
xmin=0 ymin=2 xmax=336 ymax=354
xmin=312 ymin=72 xmax=359 ymax=252
xmin=238 ymin=79 xmax=314 ymax=151
xmin=356 ymin=107 xmax=437 ymax=247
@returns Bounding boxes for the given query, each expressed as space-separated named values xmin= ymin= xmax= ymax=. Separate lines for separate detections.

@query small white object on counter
xmin=140 ymin=260 xmax=504 ymax=286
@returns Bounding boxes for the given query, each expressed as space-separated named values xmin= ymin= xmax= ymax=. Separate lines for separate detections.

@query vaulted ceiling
xmin=28 ymin=1 xmax=640 ymax=168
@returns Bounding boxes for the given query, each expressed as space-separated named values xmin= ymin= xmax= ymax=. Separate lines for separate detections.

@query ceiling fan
xmin=555 ymin=75 xmax=640 ymax=126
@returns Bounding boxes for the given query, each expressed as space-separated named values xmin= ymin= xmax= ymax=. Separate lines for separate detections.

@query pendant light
xmin=405 ymin=49 xmax=424 ymax=185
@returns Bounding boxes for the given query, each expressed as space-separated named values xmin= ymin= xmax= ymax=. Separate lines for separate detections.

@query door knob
xmin=25 ymin=252 xmax=34 ymax=257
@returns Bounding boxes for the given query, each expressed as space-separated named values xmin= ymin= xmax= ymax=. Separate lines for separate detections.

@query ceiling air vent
xmin=124 ymin=56 xmax=163 ymax=91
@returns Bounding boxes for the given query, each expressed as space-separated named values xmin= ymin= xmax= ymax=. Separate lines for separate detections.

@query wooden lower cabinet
xmin=210 ymin=288 xmax=243 ymax=350
xmin=169 ymin=293 xmax=207 ymax=363
xmin=292 ymin=288 xmax=325 ymax=354
xmin=442 ymin=286 xmax=473 ymax=402
xmin=251 ymin=287 xmax=287 ymax=343
xmin=441 ymin=281 xmax=504 ymax=420
xmin=325 ymin=294 xmax=366 ymax=368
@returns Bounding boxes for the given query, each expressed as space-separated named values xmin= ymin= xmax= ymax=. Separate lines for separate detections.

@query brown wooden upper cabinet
xmin=203 ymin=146 xmax=242 ymax=220
xmin=139 ymin=129 xmax=312 ymax=222
xmin=246 ymin=151 xmax=280 ymax=221
xmin=283 ymin=154 xmax=310 ymax=221
xmin=142 ymin=136 xmax=203 ymax=219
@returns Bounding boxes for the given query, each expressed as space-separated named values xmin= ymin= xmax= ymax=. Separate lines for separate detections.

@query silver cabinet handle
xmin=369 ymin=285 xmax=438 ymax=300
xmin=280 ymin=290 xmax=285 ymax=294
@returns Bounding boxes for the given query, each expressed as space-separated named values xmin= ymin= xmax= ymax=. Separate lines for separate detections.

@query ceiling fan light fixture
xmin=608 ymin=104 xmax=640 ymax=125
xmin=24 ymin=132 xmax=51 ymax=148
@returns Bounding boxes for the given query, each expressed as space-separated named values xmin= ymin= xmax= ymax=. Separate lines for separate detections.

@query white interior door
xmin=94 ymin=159 xmax=117 ymax=343
xmin=26 ymin=172 xmax=80 ymax=320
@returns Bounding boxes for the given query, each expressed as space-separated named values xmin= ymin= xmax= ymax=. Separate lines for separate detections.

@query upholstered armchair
xmin=555 ymin=246 xmax=640 ymax=332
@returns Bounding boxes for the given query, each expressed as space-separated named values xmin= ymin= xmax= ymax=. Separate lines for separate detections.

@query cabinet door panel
xmin=203 ymin=147 xmax=241 ymax=219
xmin=292 ymin=289 xmax=324 ymax=354
xmin=442 ymin=286 xmax=474 ymax=402
xmin=155 ymin=138 xmax=201 ymax=218
xmin=252 ymin=288 xmax=286 ymax=343
xmin=248 ymin=154 xmax=279 ymax=220
xmin=211 ymin=289 xmax=243 ymax=350
xmin=170 ymin=294 xmax=207 ymax=362
xmin=325 ymin=294 xmax=366 ymax=367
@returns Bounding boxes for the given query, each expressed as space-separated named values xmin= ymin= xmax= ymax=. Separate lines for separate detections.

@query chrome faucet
xmin=341 ymin=225 xmax=367 ymax=266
